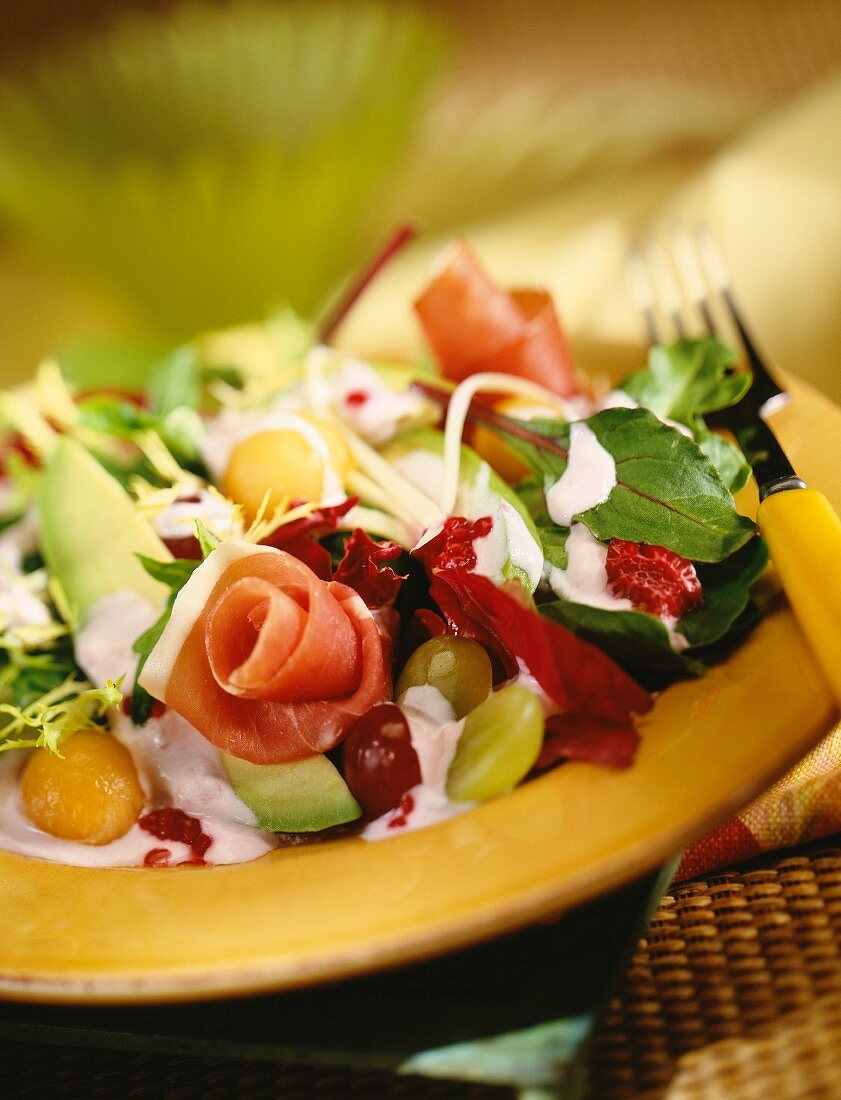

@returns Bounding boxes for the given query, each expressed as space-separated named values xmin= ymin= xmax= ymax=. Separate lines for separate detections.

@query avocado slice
xmin=38 ymin=438 xmax=171 ymax=621
xmin=222 ymin=753 xmax=362 ymax=832
xmin=382 ymin=427 xmax=543 ymax=591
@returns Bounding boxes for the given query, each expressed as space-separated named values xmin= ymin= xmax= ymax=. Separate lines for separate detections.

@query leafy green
xmin=0 ymin=512 xmax=24 ymax=539
xmin=195 ymin=520 xmax=220 ymax=559
xmin=540 ymin=535 xmax=768 ymax=678
xmin=0 ymin=676 xmax=122 ymax=756
xmin=696 ymin=429 xmax=751 ymax=494
xmin=134 ymin=554 xmax=197 ymax=590
xmin=130 ymin=552 xmax=201 ymax=724
xmin=620 ymin=338 xmax=749 ymax=425
xmin=582 ymin=409 xmax=756 ymax=562
xmin=619 ymin=338 xmax=752 ymax=492
xmin=494 ymin=417 xmax=571 ymax=483
xmin=147 ymin=347 xmax=201 ymax=416
xmin=0 ymin=638 xmax=77 ymax=710
xmin=680 ymin=537 xmax=769 ymax=648
xmin=77 ymin=393 xmax=204 ymax=467
xmin=463 ymin=402 xmax=754 ymax=562
xmin=55 ymin=339 xmax=168 ymax=391
xmin=516 ymin=479 xmax=569 ymax=569
xmin=541 ymin=601 xmax=701 ymax=677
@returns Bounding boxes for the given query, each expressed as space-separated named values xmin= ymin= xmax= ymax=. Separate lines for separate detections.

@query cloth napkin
xmin=679 ymin=719 xmax=841 ymax=880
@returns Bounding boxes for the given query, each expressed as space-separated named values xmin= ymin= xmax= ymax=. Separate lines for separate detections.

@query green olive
xmin=396 ymin=636 xmax=492 ymax=719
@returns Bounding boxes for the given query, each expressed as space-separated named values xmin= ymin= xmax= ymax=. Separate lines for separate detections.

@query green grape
xmin=446 ymin=686 xmax=544 ymax=803
xmin=396 ymin=637 xmax=492 ymax=720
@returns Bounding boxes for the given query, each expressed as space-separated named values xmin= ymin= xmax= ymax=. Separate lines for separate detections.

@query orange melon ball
xmin=20 ymin=732 xmax=145 ymax=846
xmin=221 ymin=416 xmax=352 ymax=519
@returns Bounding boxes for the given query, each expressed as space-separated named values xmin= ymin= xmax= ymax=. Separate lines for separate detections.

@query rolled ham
xmin=414 ymin=239 xmax=579 ymax=397
xmin=139 ymin=542 xmax=390 ymax=764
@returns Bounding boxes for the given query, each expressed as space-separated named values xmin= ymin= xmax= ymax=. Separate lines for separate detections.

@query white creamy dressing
xmin=0 ymin=507 xmax=51 ymax=631
xmin=74 ymin=590 xmax=159 ymax=687
xmin=545 ymin=422 xmax=616 ymax=527
xmin=199 ymin=407 xmax=345 ymax=503
xmin=548 ymin=524 xmax=634 ymax=612
xmin=363 ymin=685 xmax=471 ymax=840
xmin=152 ymin=488 xmax=243 ymax=543
xmin=0 ymin=589 xmax=276 ymax=868
xmin=394 ymin=449 xmax=543 ymax=589
xmin=327 ymin=359 xmax=430 ymax=445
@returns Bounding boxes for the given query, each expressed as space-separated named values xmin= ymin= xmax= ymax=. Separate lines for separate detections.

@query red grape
xmin=343 ymin=703 xmax=421 ymax=819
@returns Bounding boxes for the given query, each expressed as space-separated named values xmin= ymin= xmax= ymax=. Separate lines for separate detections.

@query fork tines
xmin=627 ymin=226 xmax=786 ymax=415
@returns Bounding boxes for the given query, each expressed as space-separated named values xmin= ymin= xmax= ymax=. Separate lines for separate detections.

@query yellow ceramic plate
xmin=0 ymin=374 xmax=838 ymax=1004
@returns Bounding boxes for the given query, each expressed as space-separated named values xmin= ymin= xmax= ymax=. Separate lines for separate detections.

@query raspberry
xmin=605 ymin=539 xmax=702 ymax=620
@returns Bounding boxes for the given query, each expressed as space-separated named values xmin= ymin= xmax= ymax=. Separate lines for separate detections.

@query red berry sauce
xmin=139 ymin=808 xmax=213 ymax=867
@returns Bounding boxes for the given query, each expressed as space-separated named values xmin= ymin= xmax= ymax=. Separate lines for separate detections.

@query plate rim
xmin=0 ymin=373 xmax=838 ymax=1004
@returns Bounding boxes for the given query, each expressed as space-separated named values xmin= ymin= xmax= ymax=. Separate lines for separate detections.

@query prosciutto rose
xmin=138 ymin=542 xmax=390 ymax=764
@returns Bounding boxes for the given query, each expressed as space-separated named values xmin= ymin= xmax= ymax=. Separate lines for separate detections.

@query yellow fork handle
xmin=757 ymin=487 xmax=841 ymax=709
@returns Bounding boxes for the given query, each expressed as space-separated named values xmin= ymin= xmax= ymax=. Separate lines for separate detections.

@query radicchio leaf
xmin=261 ymin=497 xmax=357 ymax=579
xmin=333 ymin=528 xmax=405 ymax=608
xmin=414 ymin=522 xmax=652 ymax=725
xmin=536 ymin=714 xmax=640 ymax=771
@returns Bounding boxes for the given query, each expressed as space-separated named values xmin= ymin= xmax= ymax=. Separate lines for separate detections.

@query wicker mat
xmin=5 ymin=844 xmax=841 ymax=1098
xmin=590 ymin=842 xmax=841 ymax=1099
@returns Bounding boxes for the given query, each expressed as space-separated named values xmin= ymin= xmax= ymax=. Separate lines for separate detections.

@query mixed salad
xmin=0 ymin=238 xmax=767 ymax=867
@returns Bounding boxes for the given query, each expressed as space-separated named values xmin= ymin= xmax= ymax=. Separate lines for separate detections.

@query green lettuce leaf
xmin=130 ymin=552 xmax=201 ymax=725
xmin=147 ymin=347 xmax=201 ymax=416
xmin=541 ymin=600 xmax=701 ymax=677
xmin=679 ymin=536 xmax=769 ymax=648
xmin=619 ymin=338 xmax=752 ymax=492
xmin=540 ymin=535 xmax=768 ymax=678
xmin=77 ymin=393 xmax=204 ymax=467
xmin=464 ymin=401 xmax=753 ymax=562
xmin=696 ymin=429 xmax=751 ymax=494
xmin=620 ymin=338 xmax=749 ymax=424
xmin=516 ymin=478 xmax=569 ymax=569
xmin=582 ymin=409 xmax=755 ymax=561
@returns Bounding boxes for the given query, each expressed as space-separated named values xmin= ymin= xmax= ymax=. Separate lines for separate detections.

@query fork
xmin=629 ymin=228 xmax=841 ymax=708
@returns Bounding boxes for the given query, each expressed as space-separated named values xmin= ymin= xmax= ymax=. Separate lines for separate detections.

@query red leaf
xmin=537 ymin=713 xmax=640 ymax=770
xmin=319 ymin=222 xmax=417 ymax=344
xmin=261 ymin=498 xmax=357 ymax=580
xmin=416 ymin=561 xmax=652 ymax=723
xmin=333 ymin=528 xmax=405 ymax=608
xmin=417 ymin=515 xmax=494 ymax=573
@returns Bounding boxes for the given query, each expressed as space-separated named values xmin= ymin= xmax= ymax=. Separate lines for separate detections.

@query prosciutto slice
xmin=414 ymin=239 xmax=579 ymax=397
xmin=139 ymin=542 xmax=390 ymax=763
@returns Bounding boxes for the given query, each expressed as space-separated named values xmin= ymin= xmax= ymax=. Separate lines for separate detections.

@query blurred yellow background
xmin=0 ymin=0 xmax=840 ymax=399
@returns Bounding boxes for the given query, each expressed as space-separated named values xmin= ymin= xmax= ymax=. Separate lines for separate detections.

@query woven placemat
xmin=590 ymin=842 xmax=841 ymax=1099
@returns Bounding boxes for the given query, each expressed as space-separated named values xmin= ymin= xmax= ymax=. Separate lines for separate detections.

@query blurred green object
xmin=0 ymin=0 xmax=445 ymax=340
